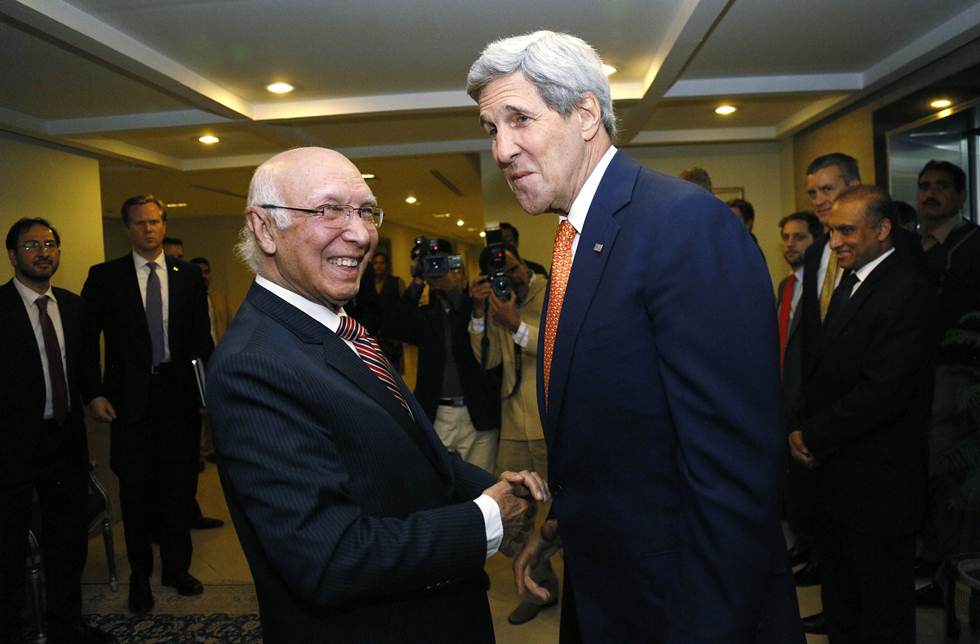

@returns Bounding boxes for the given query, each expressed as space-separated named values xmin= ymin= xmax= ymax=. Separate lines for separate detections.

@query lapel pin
xmin=593 ymin=243 xmax=604 ymax=253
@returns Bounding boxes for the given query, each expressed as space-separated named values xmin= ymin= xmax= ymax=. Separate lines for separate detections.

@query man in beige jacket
xmin=469 ymin=242 xmax=559 ymax=625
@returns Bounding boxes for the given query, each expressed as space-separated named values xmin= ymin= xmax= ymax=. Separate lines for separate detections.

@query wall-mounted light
xmin=361 ymin=173 xmax=376 ymax=180
xmin=714 ymin=105 xmax=737 ymax=116
xmin=930 ymin=98 xmax=952 ymax=109
xmin=266 ymin=82 xmax=294 ymax=94
xmin=198 ymin=135 xmax=220 ymax=144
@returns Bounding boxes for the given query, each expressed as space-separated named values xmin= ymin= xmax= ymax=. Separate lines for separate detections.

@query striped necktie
xmin=336 ymin=316 xmax=411 ymax=416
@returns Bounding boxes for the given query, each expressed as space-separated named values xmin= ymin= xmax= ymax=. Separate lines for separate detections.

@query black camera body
xmin=482 ymin=227 xmax=512 ymax=300
xmin=411 ymin=236 xmax=462 ymax=279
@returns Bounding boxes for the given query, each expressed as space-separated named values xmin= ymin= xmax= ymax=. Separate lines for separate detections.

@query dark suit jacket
xmin=0 ymin=280 xmax=88 ymax=488
xmin=207 ymin=283 xmax=496 ymax=643
xmin=796 ymin=252 xmax=936 ymax=535
xmin=777 ymin=272 xmax=806 ymax=416
xmin=386 ymin=282 xmax=499 ymax=431
xmin=81 ymin=253 xmax=212 ymax=473
xmin=538 ymin=151 xmax=801 ymax=644
xmin=800 ymin=227 xmax=925 ymax=384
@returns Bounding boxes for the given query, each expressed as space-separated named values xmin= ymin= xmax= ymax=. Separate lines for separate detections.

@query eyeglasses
xmin=21 ymin=240 xmax=60 ymax=253
xmin=261 ymin=203 xmax=383 ymax=228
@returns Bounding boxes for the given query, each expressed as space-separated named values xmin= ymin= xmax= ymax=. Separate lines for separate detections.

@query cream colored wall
xmin=0 ymin=133 xmax=104 ymax=293
xmin=792 ymin=104 xmax=875 ymax=210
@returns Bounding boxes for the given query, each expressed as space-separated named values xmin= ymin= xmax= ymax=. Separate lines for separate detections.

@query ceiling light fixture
xmin=714 ymin=105 xmax=736 ymax=115
xmin=431 ymin=213 xmax=451 ymax=219
xmin=479 ymin=231 xmax=486 ymax=238
xmin=456 ymin=219 xmax=465 ymax=227
xmin=930 ymin=98 xmax=952 ymax=109
xmin=602 ymin=64 xmax=617 ymax=76
xmin=405 ymin=196 xmax=417 ymax=204
xmin=266 ymin=82 xmax=294 ymax=94
xmin=198 ymin=135 xmax=220 ymax=144
xmin=361 ymin=173 xmax=375 ymax=180
xmin=165 ymin=202 xmax=188 ymax=208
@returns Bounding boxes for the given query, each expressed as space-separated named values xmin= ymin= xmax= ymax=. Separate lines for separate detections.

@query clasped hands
xmin=482 ymin=471 xmax=548 ymax=543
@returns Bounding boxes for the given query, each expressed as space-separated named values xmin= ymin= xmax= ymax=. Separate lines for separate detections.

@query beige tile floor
xmin=80 ymin=423 xmax=970 ymax=643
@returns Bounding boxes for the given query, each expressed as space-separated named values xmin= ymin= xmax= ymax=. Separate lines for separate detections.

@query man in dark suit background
xmin=468 ymin=31 xmax=801 ymax=643
xmin=82 ymin=195 xmax=213 ymax=613
xmin=207 ymin=146 xmax=546 ymax=643
xmin=0 ymin=219 xmax=111 ymax=643
xmin=790 ymin=185 xmax=936 ymax=643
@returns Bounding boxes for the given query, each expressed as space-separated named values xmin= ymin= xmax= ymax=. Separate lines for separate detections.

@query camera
xmin=481 ymin=225 xmax=512 ymax=300
xmin=411 ymin=236 xmax=462 ymax=279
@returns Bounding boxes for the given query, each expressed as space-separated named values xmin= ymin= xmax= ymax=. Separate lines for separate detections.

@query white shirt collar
xmin=132 ymin=248 xmax=165 ymax=270
xmin=563 ymin=145 xmax=618 ymax=234
xmin=254 ymin=275 xmax=346 ymax=332
xmin=13 ymin=277 xmax=55 ymax=307
xmin=853 ymin=247 xmax=895 ymax=285
xmin=793 ymin=266 xmax=804 ymax=282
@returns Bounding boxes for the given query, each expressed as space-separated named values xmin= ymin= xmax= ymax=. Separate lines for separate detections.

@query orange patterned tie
xmin=543 ymin=219 xmax=577 ymax=407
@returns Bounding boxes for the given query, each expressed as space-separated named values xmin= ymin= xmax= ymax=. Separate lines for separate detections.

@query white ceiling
xmin=3 ymin=0 xmax=980 ymax=241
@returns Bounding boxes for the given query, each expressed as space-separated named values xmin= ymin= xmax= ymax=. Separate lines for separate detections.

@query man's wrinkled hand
xmin=498 ymin=469 xmax=550 ymax=503
xmin=514 ymin=519 xmax=561 ymax=603
xmin=483 ymin=480 xmax=530 ymax=543
xmin=789 ymin=430 xmax=818 ymax=469
xmin=87 ymin=396 xmax=117 ymax=423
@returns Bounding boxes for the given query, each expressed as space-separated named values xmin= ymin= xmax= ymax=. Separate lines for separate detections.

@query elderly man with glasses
xmin=207 ymin=146 xmax=547 ymax=644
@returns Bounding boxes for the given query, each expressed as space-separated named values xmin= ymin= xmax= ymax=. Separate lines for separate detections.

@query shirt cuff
xmin=469 ymin=316 xmax=486 ymax=333
xmin=512 ymin=321 xmax=529 ymax=348
xmin=473 ymin=494 xmax=503 ymax=559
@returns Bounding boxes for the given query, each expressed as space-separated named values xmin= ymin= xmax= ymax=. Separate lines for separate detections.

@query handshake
xmin=481 ymin=471 xmax=561 ymax=604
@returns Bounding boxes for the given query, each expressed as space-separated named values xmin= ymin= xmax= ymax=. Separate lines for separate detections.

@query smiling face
xmin=806 ymin=166 xmax=857 ymax=226
xmin=828 ymin=197 xmax=892 ymax=271
xmin=260 ymin=149 xmax=379 ymax=311
xmin=478 ymin=73 xmax=594 ymax=215
xmin=9 ymin=224 xmax=60 ymax=288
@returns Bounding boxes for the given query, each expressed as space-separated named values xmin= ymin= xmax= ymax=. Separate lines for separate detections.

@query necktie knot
xmin=336 ymin=316 xmax=366 ymax=341
xmin=36 ymin=295 xmax=50 ymax=311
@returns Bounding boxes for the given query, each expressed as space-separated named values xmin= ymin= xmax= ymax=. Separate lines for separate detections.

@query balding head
xmin=238 ymin=147 xmax=379 ymax=310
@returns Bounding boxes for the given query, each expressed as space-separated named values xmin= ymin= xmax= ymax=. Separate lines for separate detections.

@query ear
xmin=245 ymin=207 xmax=278 ymax=256
xmin=7 ymin=249 xmax=16 ymax=269
xmin=576 ymin=92 xmax=603 ymax=141
xmin=877 ymin=216 xmax=893 ymax=241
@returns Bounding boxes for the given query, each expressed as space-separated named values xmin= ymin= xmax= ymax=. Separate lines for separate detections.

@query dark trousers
xmin=818 ymin=519 xmax=915 ymax=644
xmin=0 ymin=431 xmax=87 ymax=637
xmin=558 ymin=564 xmax=583 ymax=644
xmin=114 ymin=371 xmax=197 ymax=579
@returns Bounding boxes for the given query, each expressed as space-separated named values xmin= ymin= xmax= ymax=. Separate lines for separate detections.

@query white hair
xmin=466 ymin=30 xmax=616 ymax=139
xmin=236 ymin=154 xmax=293 ymax=273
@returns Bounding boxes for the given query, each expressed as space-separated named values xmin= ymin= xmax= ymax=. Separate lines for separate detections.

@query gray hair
xmin=466 ymin=30 xmax=617 ymax=139
xmin=236 ymin=155 xmax=292 ymax=273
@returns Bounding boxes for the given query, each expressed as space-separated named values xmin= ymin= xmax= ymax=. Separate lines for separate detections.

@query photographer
xmin=468 ymin=242 xmax=559 ymax=625
xmin=384 ymin=239 xmax=500 ymax=472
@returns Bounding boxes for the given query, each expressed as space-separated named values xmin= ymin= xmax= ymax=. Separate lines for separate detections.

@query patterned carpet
xmin=80 ymin=582 xmax=261 ymax=643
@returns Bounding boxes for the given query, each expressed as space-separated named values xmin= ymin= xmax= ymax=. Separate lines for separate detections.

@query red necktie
xmin=336 ymin=316 xmax=412 ymax=416
xmin=778 ymin=273 xmax=797 ymax=375
xmin=36 ymin=296 xmax=69 ymax=425
xmin=543 ymin=220 xmax=576 ymax=407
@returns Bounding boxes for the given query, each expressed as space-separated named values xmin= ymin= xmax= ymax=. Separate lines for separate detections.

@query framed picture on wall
xmin=713 ymin=186 xmax=744 ymax=202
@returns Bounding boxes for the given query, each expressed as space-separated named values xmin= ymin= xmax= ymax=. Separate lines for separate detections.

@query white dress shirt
xmin=254 ymin=276 xmax=503 ymax=558
xmin=849 ymin=248 xmax=896 ymax=297
xmin=563 ymin=145 xmax=618 ymax=260
xmin=14 ymin=278 xmax=68 ymax=420
xmin=133 ymin=249 xmax=171 ymax=362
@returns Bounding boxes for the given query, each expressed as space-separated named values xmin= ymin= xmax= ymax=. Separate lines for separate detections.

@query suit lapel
xmin=815 ymin=253 xmax=898 ymax=358
xmin=247 ymin=284 xmax=446 ymax=475
xmin=545 ymin=151 xmax=633 ymax=429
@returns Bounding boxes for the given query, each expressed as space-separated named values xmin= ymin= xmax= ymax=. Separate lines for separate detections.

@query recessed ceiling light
xmin=405 ymin=196 xmax=417 ymax=204
xmin=198 ymin=135 xmax=220 ymax=144
xmin=266 ymin=82 xmax=294 ymax=94
xmin=361 ymin=173 xmax=375 ymax=180
xmin=456 ymin=219 xmax=465 ymax=227
xmin=479 ymin=231 xmax=486 ymax=238
xmin=602 ymin=64 xmax=617 ymax=76
xmin=165 ymin=202 xmax=188 ymax=208
xmin=714 ymin=105 xmax=736 ymax=115
xmin=431 ymin=213 xmax=451 ymax=219
xmin=930 ymin=98 xmax=952 ymax=109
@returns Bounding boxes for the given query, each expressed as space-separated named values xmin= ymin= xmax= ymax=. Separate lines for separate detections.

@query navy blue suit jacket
xmin=538 ymin=151 xmax=802 ymax=643
xmin=207 ymin=283 xmax=496 ymax=643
